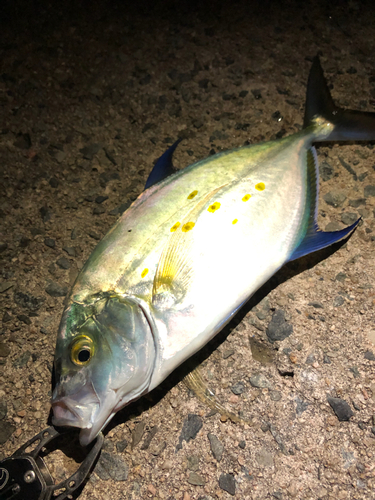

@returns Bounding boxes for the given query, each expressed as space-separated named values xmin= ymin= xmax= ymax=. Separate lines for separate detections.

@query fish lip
xmin=51 ymin=379 xmax=100 ymax=430
xmin=51 ymin=397 xmax=98 ymax=429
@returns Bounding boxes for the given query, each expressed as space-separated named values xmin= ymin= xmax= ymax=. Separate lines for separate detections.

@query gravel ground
xmin=1 ymin=1 xmax=375 ymax=499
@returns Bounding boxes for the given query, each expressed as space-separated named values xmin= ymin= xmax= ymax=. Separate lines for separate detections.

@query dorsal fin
xmin=288 ymin=147 xmax=360 ymax=262
xmin=144 ymin=139 xmax=182 ymax=190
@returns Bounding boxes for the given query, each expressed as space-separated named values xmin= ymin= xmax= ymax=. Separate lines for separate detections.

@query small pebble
xmin=231 ymin=381 xmax=245 ymax=395
xmin=56 ymin=257 xmax=70 ymax=270
xmin=266 ymin=309 xmax=293 ymax=343
xmin=188 ymin=471 xmax=205 ymax=486
xmin=208 ymin=433 xmax=224 ymax=462
xmin=44 ymin=238 xmax=55 ymax=248
xmin=327 ymin=397 xmax=354 ymax=421
xmin=218 ymin=473 xmax=236 ymax=496
xmin=249 ymin=373 xmax=272 ymax=389
xmin=45 ymin=282 xmax=68 ymax=297
xmin=364 ymin=350 xmax=375 ymax=361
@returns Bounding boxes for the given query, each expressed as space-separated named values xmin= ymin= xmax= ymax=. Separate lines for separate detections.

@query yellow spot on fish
xmin=207 ymin=201 xmax=221 ymax=213
xmin=187 ymin=190 xmax=198 ymax=200
xmin=141 ymin=268 xmax=148 ymax=278
xmin=242 ymin=194 xmax=251 ymax=202
xmin=170 ymin=221 xmax=181 ymax=232
xmin=232 ymin=219 xmax=238 ymax=224
xmin=255 ymin=182 xmax=265 ymax=191
xmin=182 ymin=222 xmax=195 ymax=232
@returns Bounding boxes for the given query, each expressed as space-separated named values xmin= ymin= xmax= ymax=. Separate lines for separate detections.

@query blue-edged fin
xmin=144 ymin=139 xmax=182 ymax=190
xmin=304 ymin=56 xmax=375 ymax=141
xmin=288 ymin=147 xmax=360 ymax=262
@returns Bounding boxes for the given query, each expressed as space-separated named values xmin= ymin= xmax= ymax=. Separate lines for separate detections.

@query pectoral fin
xmin=152 ymin=185 xmax=227 ymax=305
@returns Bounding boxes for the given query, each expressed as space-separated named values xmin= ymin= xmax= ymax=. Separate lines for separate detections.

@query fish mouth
xmin=51 ymin=381 xmax=117 ymax=446
xmin=51 ymin=379 xmax=101 ymax=434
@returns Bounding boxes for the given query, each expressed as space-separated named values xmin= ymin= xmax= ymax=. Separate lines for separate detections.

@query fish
xmin=51 ymin=57 xmax=375 ymax=446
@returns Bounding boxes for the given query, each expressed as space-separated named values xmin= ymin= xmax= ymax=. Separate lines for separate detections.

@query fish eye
xmin=70 ymin=335 xmax=95 ymax=366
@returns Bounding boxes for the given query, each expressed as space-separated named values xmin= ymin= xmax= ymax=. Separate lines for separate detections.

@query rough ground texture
xmin=1 ymin=1 xmax=375 ymax=499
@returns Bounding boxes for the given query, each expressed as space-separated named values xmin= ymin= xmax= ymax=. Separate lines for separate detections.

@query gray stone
xmin=0 ymin=421 xmax=15 ymax=444
xmin=93 ymin=206 xmax=105 ymax=215
xmin=0 ymin=282 xmax=13 ymax=293
xmin=208 ymin=433 xmax=224 ymax=461
xmin=186 ymin=454 xmax=199 ymax=471
xmin=256 ymin=448 xmax=274 ymax=467
xmin=308 ymin=301 xmax=324 ymax=308
xmin=338 ymin=156 xmax=357 ymax=179
xmin=335 ymin=272 xmax=347 ymax=282
xmin=305 ymin=353 xmax=316 ymax=364
xmin=14 ymin=291 xmax=44 ymax=310
xmin=0 ymin=401 xmax=7 ymax=420
xmin=323 ymin=191 xmax=346 ymax=207
xmin=255 ymin=297 xmax=271 ymax=320
xmin=63 ymin=246 xmax=76 ymax=257
xmin=325 ymin=221 xmax=342 ymax=231
xmin=131 ymin=421 xmax=145 ymax=449
xmin=323 ymin=354 xmax=331 ymax=364
xmin=319 ymin=160 xmax=334 ymax=181
xmin=219 ymin=473 xmax=236 ymax=495
xmin=333 ymin=296 xmax=345 ymax=307
xmin=116 ymin=439 xmax=128 ymax=453
xmin=140 ymin=426 xmax=158 ymax=450
xmin=13 ymin=351 xmax=31 ymax=368
xmin=80 ymin=143 xmax=102 ymax=160
xmin=177 ymin=414 xmax=203 ymax=450
xmin=17 ymin=314 xmax=31 ymax=325
xmin=364 ymin=350 xmax=375 ymax=361
xmin=249 ymin=373 xmax=272 ymax=389
xmin=327 ymin=397 xmax=354 ymax=421
xmin=56 ymin=257 xmax=70 ymax=270
xmin=295 ymin=397 xmax=309 ymax=415
xmin=222 ymin=349 xmax=235 ymax=359
xmin=44 ymin=238 xmax=55 ymax=248
xmin=88 ymin=231 xmax=101 ymax=241
xmin=45 ymin=282 xmax=68 ymax=297
xmin=341 ymin=212 xmax=358 ymax=225
xmin=270 ymin=391 xmax=282 ymax=401
xmin=109 ymin=202 xmax=131 ymax=216
xmin=349 ymin=198 xmax=366 ymax=208
xmin=188 ymin=471 xmax=205 ymax=486
xmin=95 ymin=451 xmax=129 ymax=481
xmin=231 ymin=381 xmax=245 ymax=395
xmin=0 ymin=343 xmax=11 ymax=357
xmin=358 ymin=208 xmax=371 ymax=218
xmin=266 ymin=309 xmax=293 ymax=343
xmin=364 ymin=185 xmax=375 ymax=197
xmin=95 ymin=195 xmax=108 ymax=204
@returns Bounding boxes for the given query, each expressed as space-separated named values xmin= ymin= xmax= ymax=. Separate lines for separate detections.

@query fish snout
xmin=51 ymin=379 xmax=100 ymax=430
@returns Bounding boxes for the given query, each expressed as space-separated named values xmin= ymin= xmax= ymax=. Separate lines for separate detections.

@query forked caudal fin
xmin=304 ymin=56 xmax=375 ymax=141
xmin=287 ymin=53 xmax=375 ymax=263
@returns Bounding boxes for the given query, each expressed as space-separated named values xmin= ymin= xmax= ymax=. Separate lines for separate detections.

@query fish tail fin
xmin=304 ymin=56 xmax=375 ymax=141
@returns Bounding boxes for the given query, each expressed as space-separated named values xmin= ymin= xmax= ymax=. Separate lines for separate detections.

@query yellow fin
xmin=183 ymin=368 xmax=254 ymax=425
xmin=152 ymin=186 xmax=226 ymax=304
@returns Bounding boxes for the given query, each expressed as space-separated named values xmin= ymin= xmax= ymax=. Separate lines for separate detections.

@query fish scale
xmin=52 ymin=57 xmax=375 ymax=445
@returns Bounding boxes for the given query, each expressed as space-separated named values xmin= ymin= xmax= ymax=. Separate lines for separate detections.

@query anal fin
xmin=183 ymin=368 xmax=253 ymax=425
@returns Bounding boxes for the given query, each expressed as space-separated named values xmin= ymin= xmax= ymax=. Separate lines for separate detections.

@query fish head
xmin=51 ymin=294 xmax=156 ymax=445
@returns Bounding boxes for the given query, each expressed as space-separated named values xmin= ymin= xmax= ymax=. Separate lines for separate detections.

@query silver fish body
xmin=52 ymin=58 xmax=375 ymax=445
